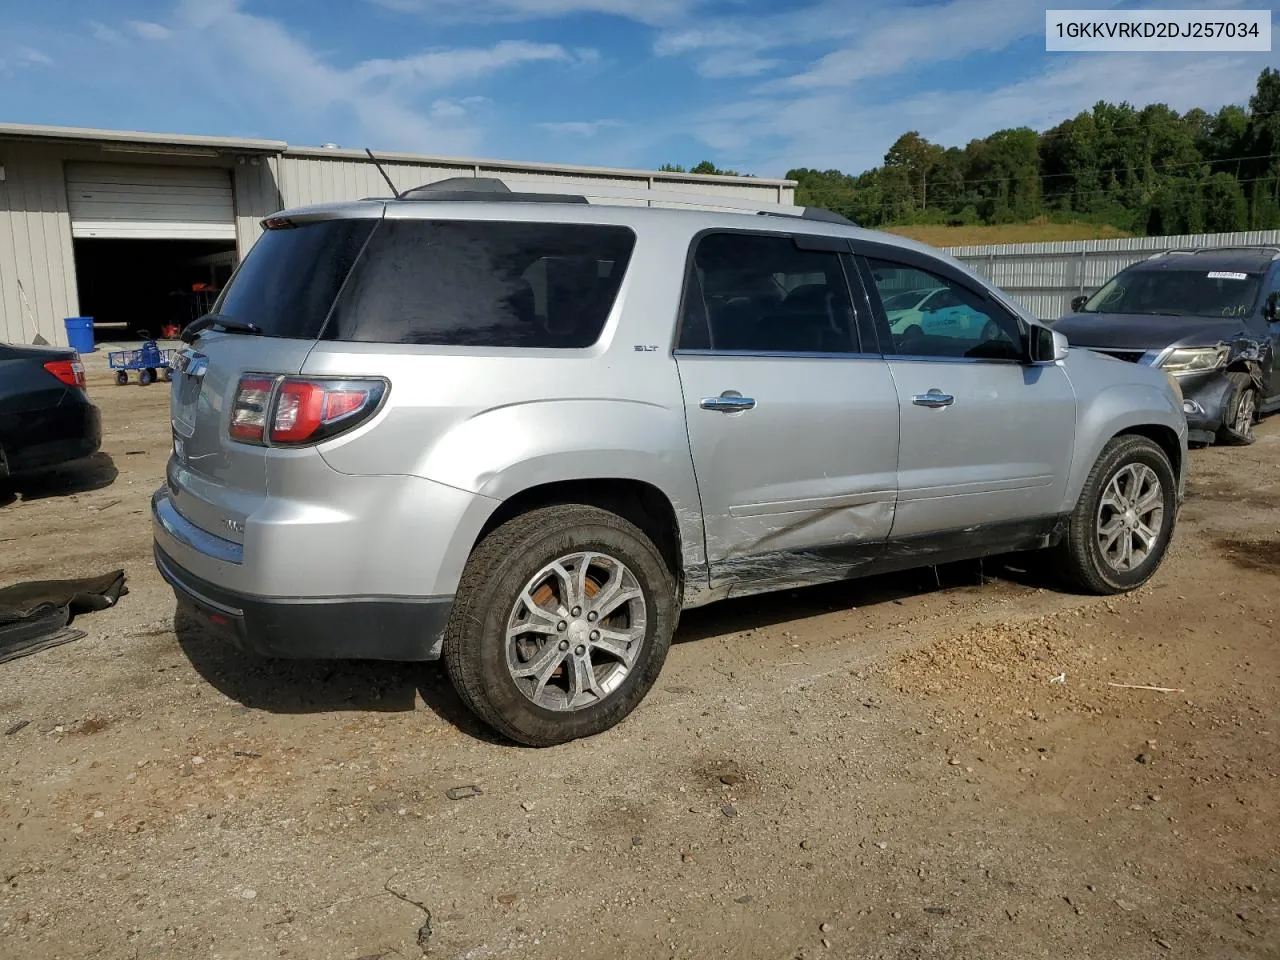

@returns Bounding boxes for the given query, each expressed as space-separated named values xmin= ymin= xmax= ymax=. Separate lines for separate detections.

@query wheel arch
xmin=1063 ymin=382 xmax=1187 ymax=511
xmin=463 ymin=477 xmax=697 ymax=603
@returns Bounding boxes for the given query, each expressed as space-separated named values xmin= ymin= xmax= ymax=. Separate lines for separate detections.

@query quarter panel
xmin=303 ymin=218 xmax=708 ymax=577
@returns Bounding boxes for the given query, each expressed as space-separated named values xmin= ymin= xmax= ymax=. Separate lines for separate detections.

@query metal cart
xmin=107 ymin=337 xmax=174 ymax=386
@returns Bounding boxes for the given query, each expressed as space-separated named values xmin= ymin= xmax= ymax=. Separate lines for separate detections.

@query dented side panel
xmin=674 ymin=353 xmax=900 ymax=591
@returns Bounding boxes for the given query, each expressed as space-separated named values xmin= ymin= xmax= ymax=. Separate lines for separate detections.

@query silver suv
xmin=153 ymin=179 xmax=1188 ymax=745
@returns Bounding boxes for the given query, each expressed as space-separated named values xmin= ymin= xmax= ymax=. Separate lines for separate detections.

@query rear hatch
xmin=167 ymin=210 xmax=380 ymax=542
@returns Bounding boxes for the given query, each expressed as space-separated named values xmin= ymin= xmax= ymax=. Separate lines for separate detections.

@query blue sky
xmin=1 ymin=0 xmax=1277 ymax=177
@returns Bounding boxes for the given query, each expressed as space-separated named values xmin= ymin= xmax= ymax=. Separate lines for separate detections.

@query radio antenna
xmin=365 ymin=148 xmax=402 ymax=199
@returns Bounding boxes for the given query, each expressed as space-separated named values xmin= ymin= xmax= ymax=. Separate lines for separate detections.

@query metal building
xmin=0 ymin=122 xmax=795 ymax=347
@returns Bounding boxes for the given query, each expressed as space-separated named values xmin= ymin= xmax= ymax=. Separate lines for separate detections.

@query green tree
xmin=1202 ymin=172 xmax=1248 ymax=232
xmin=883 ymin=131 xmax=944 ymax=210
xmin=782 ymin=68 xmax=1275 ymax=235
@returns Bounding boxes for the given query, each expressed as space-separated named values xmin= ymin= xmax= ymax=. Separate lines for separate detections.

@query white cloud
xmin=18 ymin=47 xmax=53 ymax=65
xmin=368 ymin=0 xmax=699 ymax=27
xmin=767 ymin=0 xmax=1045 ymax=92
xmin=695 ymin=52 xmax=780 ymax=79
xmin=652 ymin=0 xmax=1052 ymax=91
xmin=73 ymin=0 xmax=589 ymax=155
xmin=538 ymin=119 xmax=624 ymax=137
xmin=687 ymin=50 xmax=1270 ymax=177
xmin=350 ymin=40 xmax=573 ymax=89
xmin=129 ymin=20 xmax=173 ymax=40
xmin=431 ymin=96 xmax=491 ymax=118
xmin=88 ymin=21 xmax=124 ymax=43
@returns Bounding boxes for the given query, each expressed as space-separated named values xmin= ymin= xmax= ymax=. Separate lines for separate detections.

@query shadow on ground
xmin=673 ymin=554 xmax=1058 ymax=643
xmin=173 ymin=609 xmax=510 ymax=744
xmin=173 ymin=552 xmax=1060 ymax=741
xmin=0 ymin=453 xmax=118 ymax=507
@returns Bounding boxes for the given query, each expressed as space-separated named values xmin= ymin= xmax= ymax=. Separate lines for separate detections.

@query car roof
xmin=268 ymin=196 xmax=961 ymax=269
xmin=1134 ymin=247 xmax=1280 ymax=273
xmin=262 ymin=183 xmax=1042 ymax=326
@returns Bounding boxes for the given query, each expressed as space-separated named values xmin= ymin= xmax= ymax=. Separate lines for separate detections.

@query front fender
xmin=1062 ymin=381 xmax=1187 ymax=511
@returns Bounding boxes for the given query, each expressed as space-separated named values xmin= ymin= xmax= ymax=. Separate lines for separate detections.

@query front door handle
xmin=700 ymin=392 xmax=757 ymax=413
xmin=912 ymin=390 xmax=955 ymax=408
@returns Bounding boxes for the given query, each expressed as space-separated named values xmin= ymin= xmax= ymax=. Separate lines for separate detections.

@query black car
xmin=0 ymin=342 xmax=102 ymax=477
xmin=1054 ymin=246 xmax=1280 ymax=445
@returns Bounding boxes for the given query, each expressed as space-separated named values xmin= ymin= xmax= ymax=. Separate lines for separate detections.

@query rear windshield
xmin=213 ymin=219 xmax=376 ymax=338
xmin=1082 ymin=267 xmax=1263 ymax=319
xmin=324 ymin=220 xmax=636 ymax=348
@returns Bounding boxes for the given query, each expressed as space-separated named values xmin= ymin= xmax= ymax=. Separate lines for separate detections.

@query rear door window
xmin=213 ymin=219 xmax=376 ymax=339
xmin=325 ymin=220 xmax=636 ymax=347
xmin=677 ymin=232 xmax=859 ymax=353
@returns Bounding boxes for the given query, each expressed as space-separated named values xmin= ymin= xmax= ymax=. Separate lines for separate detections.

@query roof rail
xmin=1150 ymin=244 xmax=1280 ymax=259
xmin=758 ymin=207 xmax=857 ymax=226
xmin=387 ymin=176 xmax=852 ymax=224
xmin=398 ymin=176 xmax=587 ymax=204
xmin=1192 ymin=243 xmax=1280 ymax=256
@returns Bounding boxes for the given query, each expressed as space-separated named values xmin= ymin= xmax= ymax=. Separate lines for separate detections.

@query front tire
xmin=443 ymin=504 xmax=677 ymax=746
xmin=1217 ymin=373 xmax=1257 ymax=446
xmin=1056 ymin=435 xmax=1177 ymax=595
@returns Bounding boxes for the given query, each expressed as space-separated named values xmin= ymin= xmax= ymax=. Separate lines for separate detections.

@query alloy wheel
xmin=505 ymin=551 xmax=647 ymax=711
xmin=1096 ymin=463 xmax=1165 ymax=572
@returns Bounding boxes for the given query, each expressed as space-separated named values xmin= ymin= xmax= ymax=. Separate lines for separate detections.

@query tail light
xmin=44 ymin=359 xmax=87 ymax=389
xmin=229 ymin=376 xmax=386 ymax=446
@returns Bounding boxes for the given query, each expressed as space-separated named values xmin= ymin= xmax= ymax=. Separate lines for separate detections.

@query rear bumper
xmin=155 ymin=544 xmax=452 ymax=661
xmin=2 ymin=401 xmax=101 ymax=474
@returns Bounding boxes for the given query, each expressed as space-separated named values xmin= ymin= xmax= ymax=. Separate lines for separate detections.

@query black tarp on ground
xmin=0 ymin=570 xmax=127 ymax=663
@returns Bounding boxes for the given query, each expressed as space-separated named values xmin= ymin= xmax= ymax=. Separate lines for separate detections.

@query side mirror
xmin=1070 ymin=294 xmax=1088 ymax=313
xmin=1028 ymin=324 xmax=1068 ymax=364
xmin=1266 ymin=291 xmax=1279 ymax=323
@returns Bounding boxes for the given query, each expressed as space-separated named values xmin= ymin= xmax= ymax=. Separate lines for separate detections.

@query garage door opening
xmin=64 ymin=161 xmax=238 ymax=343
xmin=74 ymin=239 xmax=237 ymax=342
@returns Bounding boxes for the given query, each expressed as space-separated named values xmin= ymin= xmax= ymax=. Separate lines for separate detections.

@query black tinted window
xmin=326 ymin=220 xmax=635 ymax=347
xmin=679 ymin=233 xmax=858 ymax=353
xmin=867 ymin=259 xmax=1022 ymax=361
xmin=214 ymin=219 xmax=375 ymax=339
xmin=1083 ymin=267 xmax=1262 ymax=318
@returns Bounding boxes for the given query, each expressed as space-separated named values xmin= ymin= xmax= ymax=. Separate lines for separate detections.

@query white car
xmin=884 ymin=285 xmax=1001 ymax=342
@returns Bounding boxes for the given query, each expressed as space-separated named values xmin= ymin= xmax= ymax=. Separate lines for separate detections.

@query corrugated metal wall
xmin=0 ymin=142 xmax=77 ymax=346
xmin=275 ymin=153 xmax=792 ymax=213
xmin=944 ymin=230 xmax=1280 ymax=320
xmin=233 ymin=156 xmax=283 ymax=254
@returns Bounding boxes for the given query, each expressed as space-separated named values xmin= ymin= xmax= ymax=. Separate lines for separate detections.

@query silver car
xmin=153 ymin=179 xmax=1188 ymax=746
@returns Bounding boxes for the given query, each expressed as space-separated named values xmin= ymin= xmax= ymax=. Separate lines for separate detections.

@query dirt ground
xmin=1 ymin=364 xmax=1277 ymax=960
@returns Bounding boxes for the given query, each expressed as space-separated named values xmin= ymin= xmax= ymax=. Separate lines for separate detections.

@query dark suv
xmin=1053 ymin=246 xmax=1280 ymax=445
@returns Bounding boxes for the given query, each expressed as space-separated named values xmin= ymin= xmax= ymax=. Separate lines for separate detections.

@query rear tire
xmin=1217 ymin=373 xmax=1257 ymax=446
xmin=115 ymin=371 xmax=128 ymax=386
xmin=443 ymin=504 xmax=677 ymax=746
xmin=1055 ymin=434 xmax=1177 ymax=595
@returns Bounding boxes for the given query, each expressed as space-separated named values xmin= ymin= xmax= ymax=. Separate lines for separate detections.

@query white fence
xmin=943 ymin=230 xmax=1280 ymax=320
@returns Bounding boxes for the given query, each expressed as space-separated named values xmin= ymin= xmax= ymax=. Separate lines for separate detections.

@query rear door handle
xmin=700 ymin=393 xmax=756 ymax=412
xmin=912 ymin=390 xmax=954 ymax=408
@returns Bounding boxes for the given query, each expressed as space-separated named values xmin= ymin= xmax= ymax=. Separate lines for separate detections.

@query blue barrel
xmin=63 ymin=317 xmax=96 ymax=354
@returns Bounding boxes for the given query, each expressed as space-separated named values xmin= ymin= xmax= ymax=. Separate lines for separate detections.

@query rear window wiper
xmin=182 ymin=313 xmax=263 ymax=343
